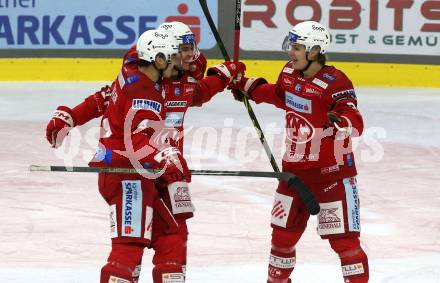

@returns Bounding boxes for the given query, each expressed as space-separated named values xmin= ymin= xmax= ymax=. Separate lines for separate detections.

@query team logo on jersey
xmin=132 ymin=99 xmax=162 ymax=113
xmin=166 ymin=101 xmax=187 ymax=108
xmin=285 ymin=92 xmax=312 ymax=114
xmin=285 ymin=111 xmax=315 ymax=144
xmin=294 ymin=83 xmax=302 ymax=93
xmin=174 ymin=87 xmax=181 ymax=96
xmin=323 ymin=72 xmax=336 ymax=81
xmin=165 ymin=112 xmax=184 ymax=127
xmin=312 ymin=78 xmax=328 ymax=89
xmin=122 ymin=180 xmax=142 ymax=237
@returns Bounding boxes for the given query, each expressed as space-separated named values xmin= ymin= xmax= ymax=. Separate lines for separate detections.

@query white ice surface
xmin=0 ymin=82 xmax=440 ymax=282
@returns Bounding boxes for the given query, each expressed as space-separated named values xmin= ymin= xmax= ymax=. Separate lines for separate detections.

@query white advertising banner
xmin=241 ymin=0 xmax=440 ymax=55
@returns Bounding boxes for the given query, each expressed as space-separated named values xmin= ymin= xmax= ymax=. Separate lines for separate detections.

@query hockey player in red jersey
xmin=46 ymin=29 xmax=188 ymax=283
xmin=118 ymin=21 xmax=244 ymax=280
xmin=45 ymin=24 xmax=244 ymax=282
xmin=228 ymin=21 xmax=369 ymax=283
xmin=153 ymin=21 xmax=246 ymax=280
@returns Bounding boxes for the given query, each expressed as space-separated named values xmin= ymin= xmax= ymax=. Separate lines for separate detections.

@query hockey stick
xmin=199 ymin=0 xmax=280 ymax=173
xmin=29 ymin=165 xmax=320 ymax=215
xmin=233 ymin=0 xmax=241 ymax=62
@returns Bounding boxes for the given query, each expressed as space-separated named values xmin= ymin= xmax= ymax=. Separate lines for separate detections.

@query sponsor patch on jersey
xmin=282 ymin=75 xmax=295 ymax=86
xmin=111 ymin=87 xmax=118 ymax=103
xmin=166 ymin=101 xmax=187 ymax=108
xmin=331 ymin=89 xmax=357 ymax=101
xmin=132 ymin=265 xmax=142 ymax=278
xmin=165 ymin=112 xmax=184 ymax=127
xmin=144 ymin=205 xmax=153 ymax=241
xmin=187 ymin=76 xmax=197 ymax=83
xmin=271 ymin=192 xmax=293 ymax=228
xmin=109 ymin=204 xmax=118 ymax=238
xmin=109 ymin=276 xmax=131 ymax=283
xmin=132 ymin=99 xmax=162 ymax=113
xmin=312 ymin=78 xmax=328 ymax=89
xmin=322 ymin=72 xmax=336 ymax=81
xmin=270 ymin=254 xmax=296 ymax=269
xmin=122 ymin=180 xmax=142 ymax=237
xmin=117 ymin=72 xmax=125 ymax=89
xmin=344 ymin=177 xmax=361 ymax=232
xmin=346 ymin=153 xmax=354 ymax=167
xmin=285 ymin=92 xmax=312 ymax=114
xmin=162 ymin=272 xmax=185 ymax=283
xmin=323 ymin=182 xmax=339 ymax=193
xmin=126 ymin=75 xmax=139 ymax=86
xmin=321 ymin=164 xmax=340 ymax=175
xmin=168 ymin=182 xmax=195 ymax=215
xmin=342 ymin=263 xmax=365 ymax=276
xmin=283 ymin=66 xmax=294 ymax=74
xmin=304 ymin=85 xmax=321 ymax=95
xmin=184 ymin=84 xmax=195 ymax=95
xmin=317 ymin=201 xmax=345 ymax=235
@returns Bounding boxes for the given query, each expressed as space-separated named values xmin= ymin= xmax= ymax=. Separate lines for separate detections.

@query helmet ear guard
xmin=136 ymin=29 xmax=179 ymax=63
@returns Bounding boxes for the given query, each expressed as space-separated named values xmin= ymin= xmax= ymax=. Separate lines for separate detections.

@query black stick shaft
xmin=29 ymin=165 xmax=319 ymax=215
xmin=199 ymin=0 xmax=280 ymax=173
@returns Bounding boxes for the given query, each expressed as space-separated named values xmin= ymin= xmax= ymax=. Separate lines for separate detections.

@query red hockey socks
xmin=329 ymin=237 xmax=369 ymax=283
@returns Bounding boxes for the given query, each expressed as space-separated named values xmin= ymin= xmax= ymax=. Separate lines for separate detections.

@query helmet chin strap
xmin=300 ymin=51 xmax=313 ymax=76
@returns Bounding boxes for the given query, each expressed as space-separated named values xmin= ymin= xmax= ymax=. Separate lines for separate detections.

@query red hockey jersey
xmin=90 ymin=63 xmax=166 ymax=168
xmin=250 ymin=62 xmax=364 ymax=182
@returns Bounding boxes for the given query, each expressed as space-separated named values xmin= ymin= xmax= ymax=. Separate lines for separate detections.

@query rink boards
xmin=0 ymin=58 xmax=439 ymax=88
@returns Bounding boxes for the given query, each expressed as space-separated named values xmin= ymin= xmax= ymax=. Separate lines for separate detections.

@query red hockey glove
xmin=230 ymin=89 xmax=245 ymax=102
xmin=206 ymin=61 xmax=246 ymax=83
xmin=189 ymin=52 xmax=207 ymax=80
xmin=46 ymin=106 xmax=75 ymax=148
xmin=153 ymin=147 xmax=191 ymax=184
xmin=327 ymin=111 xmax=353 ymax=139
xmin=228 ymin=76 xmax=267 ymax=100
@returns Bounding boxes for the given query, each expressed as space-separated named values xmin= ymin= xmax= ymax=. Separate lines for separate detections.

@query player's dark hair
xmin=138 ymin=59 xmax=153 ymax=67
xmin=317 ymin=53 xmax=327 ymax=66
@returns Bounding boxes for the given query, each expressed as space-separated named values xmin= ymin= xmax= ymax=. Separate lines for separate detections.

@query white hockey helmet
xmin=282 ymin=21 xmax=331 ymax=54
xmin=136 ymin=29 xmax=179 ymax=63
xmin=158 ymin=21 xmax=196 ymax=46
xmin=158 ymin=21 xmax=200 ymax=58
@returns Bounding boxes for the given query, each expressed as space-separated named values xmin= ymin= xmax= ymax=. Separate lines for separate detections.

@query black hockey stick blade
xmin=199 ymin=0 xmax=280 ymax=173
xmin=29 ymin=165 xmax=319 ymax=215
